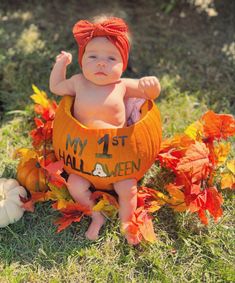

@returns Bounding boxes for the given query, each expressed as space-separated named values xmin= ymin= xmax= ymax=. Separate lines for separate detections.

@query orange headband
xmin=72 ymin=17 xmax=130 ymax=71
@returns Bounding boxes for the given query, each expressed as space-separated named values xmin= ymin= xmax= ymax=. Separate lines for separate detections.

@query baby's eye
xmin=89 ymin=55 xmax=97 ymax=59
xmin=108 ymin=56 xmax=116 ymax=61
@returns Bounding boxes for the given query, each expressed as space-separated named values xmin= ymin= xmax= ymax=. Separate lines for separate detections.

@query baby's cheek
xmin=111 ymin=65 xmax=123 ymax=79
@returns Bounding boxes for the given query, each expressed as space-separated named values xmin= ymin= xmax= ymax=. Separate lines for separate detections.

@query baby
xmin=49 ymin=16 xmax=161 ymax=244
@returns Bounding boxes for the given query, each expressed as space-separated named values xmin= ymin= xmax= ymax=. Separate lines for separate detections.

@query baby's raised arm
xmin=49 ymin=51 xmax=76 ymax=96
xmin=122 ymin=77 xmax=161 ymax=100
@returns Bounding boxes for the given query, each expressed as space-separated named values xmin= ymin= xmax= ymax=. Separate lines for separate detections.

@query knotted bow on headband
xmin=72 ymin=17 xmax=130 ymax=71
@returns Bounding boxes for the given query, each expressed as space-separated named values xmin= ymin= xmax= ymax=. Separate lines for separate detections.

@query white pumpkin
xmin=0 ymin=178 xmax=27 ymax=228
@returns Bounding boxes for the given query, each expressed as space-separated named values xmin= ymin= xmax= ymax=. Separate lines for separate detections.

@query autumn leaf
xmin=176 ymin=142 xmax=210 ymax=183
xmin=197 ymin=209 xmax=208 ymax=225
xmin=54 ymin=202 xmax=91 ymax=232
xmin=184 ymin=120 xmax=203 ymax=141
xmin=46 ymin=183 xmax=73 ymax=208
xmin=123 ymin=208 xmax=157 ymax=244
xmin=41 ymin=160 xmax=67 ymax=187
xmin=14 ymin=148 xmax=39 ymax=165
xmin=31 ymin=85 xmax=50 ymax=108
xmin=138 ymin=213 xmax=157 ymax=243
xmin=201 ymin=111 xmax=235 ymax=141
xmin=220 ymin=160 xmax=235 ymax=189
xmin=165 ymin=183 xmax=187 ymax=212
xmin=160 ymin=134 xmax=194 ymax=153
xmin=205 ymin=187 xmax=223 ymax=222
xmin=185 ymin=186 xmax=223 ymax=225
xmin=19 ymin=195 xmax=35 ymax=212
xmin=221 ymin=173 xmax=235 ymax=189
xmin=137 ymin=187 xmax=165 ymax=212
xmin=30 ymin=119 xmax=53 ymax=148
xmin=214 ymin=142 xmax=231 ymax=166
xmin=30 ymin=191 xmax=48 ymax=202
xmin=91 ymin=191 xmax=119 ymax=218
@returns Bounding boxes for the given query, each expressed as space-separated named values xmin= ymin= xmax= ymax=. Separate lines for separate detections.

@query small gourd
xmin=17 ymin=151 xmax=56 ymax=192
xmin=0 ymin=178 xmax=27 ymax=228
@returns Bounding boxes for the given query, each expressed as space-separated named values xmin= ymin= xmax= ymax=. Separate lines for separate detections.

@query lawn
xmin=0 ymin=0 xmax=234 ymax=282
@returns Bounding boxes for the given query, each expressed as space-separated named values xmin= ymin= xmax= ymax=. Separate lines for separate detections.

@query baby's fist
xmin=56 ymin=51 xmax=72 ymax=65
xmin=138 ymin=76 xmax=161 ymax=99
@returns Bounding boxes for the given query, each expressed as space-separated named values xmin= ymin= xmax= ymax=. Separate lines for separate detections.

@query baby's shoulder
xmin=70 ymin=73 xmax=83 ymax=83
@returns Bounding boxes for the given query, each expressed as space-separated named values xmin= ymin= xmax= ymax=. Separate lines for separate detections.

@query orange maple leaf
xmin=160 ymin=134 xmax=194 ymax=153
xmin=176 ymin=142 xmax=210 ymax=183
xmin=201 ymin=111 xmax=235 ymax=141
xmin=123 ymin=208 xmax=157 ymax=244
xmin=137 ymin=187 xmax=165 ymax=212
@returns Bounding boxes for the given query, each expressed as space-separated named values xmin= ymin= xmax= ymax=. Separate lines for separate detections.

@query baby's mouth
xmin=95 ymin=72 xmax=107 ymax=76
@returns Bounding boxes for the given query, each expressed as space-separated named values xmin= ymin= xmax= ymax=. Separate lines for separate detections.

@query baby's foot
xmin=85 ymin=212 xmax=106 ymax=240
xmin=121 ymin=222 xmax=142 ymax=245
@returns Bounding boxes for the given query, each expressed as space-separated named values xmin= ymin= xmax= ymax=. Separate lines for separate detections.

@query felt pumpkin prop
xmin=17 ymin=152 xmax=56 ymax=192
xmin=0 ymin=178 xmax=27 ymax=227
xmin=53 ymin=96 xmax=162 ymax=190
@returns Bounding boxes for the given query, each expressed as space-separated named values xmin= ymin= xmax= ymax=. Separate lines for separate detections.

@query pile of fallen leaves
xmin=15 ymin=85 xmax=235 ymax=244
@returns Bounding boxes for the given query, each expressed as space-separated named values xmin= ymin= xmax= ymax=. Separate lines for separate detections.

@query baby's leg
xmin=113 ymin=178 xmax=138 ymax=244
xmin=67 ymin=174 xmax=105 ymax=240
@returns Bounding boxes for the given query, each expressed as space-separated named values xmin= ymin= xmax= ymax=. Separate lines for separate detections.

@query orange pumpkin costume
xmin=53 ymin=96 xmax=162 ymax=190
xmin=52 ymin=18 xmax=162 ymax=190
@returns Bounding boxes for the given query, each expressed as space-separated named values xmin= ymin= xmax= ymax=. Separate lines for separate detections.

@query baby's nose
xmin=97 ymin=61 xmax=106 ymax=67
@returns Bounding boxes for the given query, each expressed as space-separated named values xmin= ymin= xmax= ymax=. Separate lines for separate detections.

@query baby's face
xmin=82 ymin=37 xmax=124 ymax=85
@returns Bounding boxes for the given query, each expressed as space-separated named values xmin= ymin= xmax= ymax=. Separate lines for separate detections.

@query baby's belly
xmin=73 ymin=112 xmax=126 ymax=129
xmin=84 ymin=119 xmax=126 ymax=129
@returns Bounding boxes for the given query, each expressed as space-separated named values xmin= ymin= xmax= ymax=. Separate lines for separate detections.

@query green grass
xmin=0 ymin=1 xmax=234 ymax=282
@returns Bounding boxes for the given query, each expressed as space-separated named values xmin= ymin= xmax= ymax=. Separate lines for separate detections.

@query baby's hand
xmin=138 ymin=76 xmax=161 ymax=99
xmin=56 ymin=51 xmax=72 ymax=66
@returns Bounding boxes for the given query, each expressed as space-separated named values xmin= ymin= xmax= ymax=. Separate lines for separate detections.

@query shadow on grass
xmin=0 ymin=0 xmax=234 ymax=114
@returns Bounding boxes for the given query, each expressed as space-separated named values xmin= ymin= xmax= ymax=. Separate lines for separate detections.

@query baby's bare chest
xmin=73 ymin=83 xmax=126 ymax=125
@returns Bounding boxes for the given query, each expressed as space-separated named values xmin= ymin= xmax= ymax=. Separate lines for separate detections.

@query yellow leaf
xmin=154 ymin=191 xmax=170 ymax=202
xmin=221 ymin=172 xmax=235 ymax=189
xmin=47 ymin=184 xmax=72 ymax=201
xmin=93 ymin=198 xmax=118 ymax=218
xmin=148 ymin=201 xmax=162 ymax=213
xmin=56 ymin=199 xmax=73 ymax=210
xmin=139 ymin=217 xmax=157 ymax=243
xmin=14 ymin=148 xmax=39 ymax=165
xmin=184 ymin=121 xmax=203 ymax=141
xmin=93 ymin=199 xmax=106 ymax=212
xmin=32 ymin=84 xmax=43 ymax=95
xmin=227 ymin=160 xmax=235 ymax=174
xmin=31 ymin=86 xmax=49 ymax=108
xmin=214 ymin=143 xmax=231 ymax=166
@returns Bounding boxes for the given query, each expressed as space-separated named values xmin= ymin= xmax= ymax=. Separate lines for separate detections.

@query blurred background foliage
xmin=0 ymin=0 xmax=234 ymax=116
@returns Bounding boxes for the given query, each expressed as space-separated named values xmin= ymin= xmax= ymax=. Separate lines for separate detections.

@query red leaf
xmin=54 ymin=202 xmax=91 ymax=232
xmin=19 ymin=195 xmax=35 ymax=212
xmin=198 ymin=209 xmax=208 ymax=225
xmin=205 ymin=187 xmax=223 ymax=222
xmin=41 ymin=160 xmax=67 ymax=187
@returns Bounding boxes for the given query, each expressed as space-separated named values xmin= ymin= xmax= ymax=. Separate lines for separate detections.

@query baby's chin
xmin=85 ymin=75 xmax=120 ymax=86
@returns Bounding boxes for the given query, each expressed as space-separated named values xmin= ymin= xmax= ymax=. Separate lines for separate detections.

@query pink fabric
xmin=125 ymin=98 xmax=146 ymax=126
